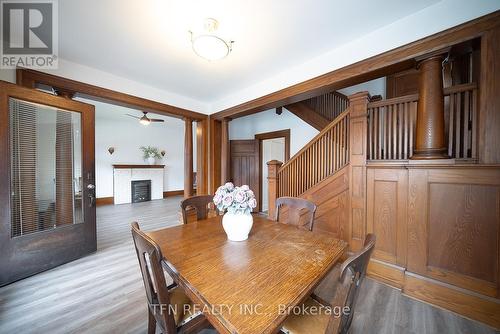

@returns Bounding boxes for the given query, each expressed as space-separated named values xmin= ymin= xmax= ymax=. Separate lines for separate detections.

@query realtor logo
xmin=1 ymin=0 xmax=58 ymax=69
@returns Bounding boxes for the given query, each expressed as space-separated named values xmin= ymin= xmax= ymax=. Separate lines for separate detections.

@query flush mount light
xmin=190 ymin=18 xmax=233 ymax=61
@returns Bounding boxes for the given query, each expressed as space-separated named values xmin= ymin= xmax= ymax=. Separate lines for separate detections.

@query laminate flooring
xmin=0 ymin=197 xmax=497 ymax=334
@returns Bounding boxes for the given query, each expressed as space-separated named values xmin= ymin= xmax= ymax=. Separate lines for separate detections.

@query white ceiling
xmin=59 ymin=0 xmax=440 ymax=105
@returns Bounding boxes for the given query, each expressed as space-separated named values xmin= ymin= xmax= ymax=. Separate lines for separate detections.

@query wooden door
xmin=0 ymin=81 xmax=96 ymax=286
xmin=230 ymin=140 xmax=260 ymax=212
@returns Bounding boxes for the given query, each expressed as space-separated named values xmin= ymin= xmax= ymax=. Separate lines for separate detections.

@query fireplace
xmin=131 ymin=180 xmax=151 ymax=203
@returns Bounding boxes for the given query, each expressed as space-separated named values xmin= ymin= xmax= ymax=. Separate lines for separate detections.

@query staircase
xmin=284 ymin=91 xmax=349 ymax=130
xmin=267 ymin=92 xmax=357 ymax=240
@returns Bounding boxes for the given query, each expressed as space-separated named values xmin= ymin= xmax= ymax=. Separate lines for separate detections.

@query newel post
xmin=347 ymin=92 xmax=370 ymax=252
xmin=267 ymin=160 xmax=283 ymax=220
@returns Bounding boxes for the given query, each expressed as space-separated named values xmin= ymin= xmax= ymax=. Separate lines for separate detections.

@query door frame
xmin=255 ymin=129 xmax=290 ymax=211
xmin=0 ymin=81 xmax=96 ymax=286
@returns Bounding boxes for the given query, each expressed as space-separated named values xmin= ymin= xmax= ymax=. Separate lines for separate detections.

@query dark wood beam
xmin=211 ymin=11 xmax=500 ymax=120
xmin=15 ymin=68 xmax=207 ymax=121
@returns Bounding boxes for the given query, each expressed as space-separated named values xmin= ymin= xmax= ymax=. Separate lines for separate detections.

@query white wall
xmin=77 ymin=98 xmax=191 ymax=198
xmin=212 ymin=0 xmax=500 ymax=111
xmin=229 ymin=108 xmax=318 ymax=156
xmin=339 ymin=77 xmax=386 ymax=99
xmin=261 ymin=138 xmax=285 ymax=212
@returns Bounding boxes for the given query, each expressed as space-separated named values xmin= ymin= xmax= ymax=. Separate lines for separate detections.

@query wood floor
xmin=0 ymin=197 xmax=497 ymax=334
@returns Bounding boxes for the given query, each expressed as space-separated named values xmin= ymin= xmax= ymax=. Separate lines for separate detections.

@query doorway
xmin=255 ymin=130 xmax=290 ymax=212
xmin=0 ymin=81 xmax=96 ymax=286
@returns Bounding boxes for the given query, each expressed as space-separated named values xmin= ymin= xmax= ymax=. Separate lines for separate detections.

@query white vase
xmin=222 ymin=212 xmax=253 ymax=241
xmin=146 ymin=157 xmax=155 ymax=165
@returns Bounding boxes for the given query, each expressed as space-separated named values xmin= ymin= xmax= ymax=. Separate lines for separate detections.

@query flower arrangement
xmin=213 ymin=182 xmax=257 ymax=214
xmin=140 ymin=146 xmax=162 ymax=160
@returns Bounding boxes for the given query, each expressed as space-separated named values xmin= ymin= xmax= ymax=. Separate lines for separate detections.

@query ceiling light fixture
xmin=190 ymin=18 xmax=233 ymax=61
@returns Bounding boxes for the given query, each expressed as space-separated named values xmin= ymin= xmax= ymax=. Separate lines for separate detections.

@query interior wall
xmin=229 ymin=108 xmax=318 ymax=156
xmin=76 ymin=97 xmax=193 ymax=198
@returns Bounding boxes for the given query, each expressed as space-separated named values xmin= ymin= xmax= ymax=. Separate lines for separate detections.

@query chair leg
xmin=148 ymin=308 xmax=157 ymax=334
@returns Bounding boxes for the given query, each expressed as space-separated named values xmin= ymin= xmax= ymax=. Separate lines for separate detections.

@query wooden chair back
xmin=275 ymin=197 xmax=317 ymax=231
xmin=131 ymin=222 xmax=177 ymax=334
xmin=180 ymin=195 xmax=217 ymax=224
xmin=326 ymin=234 xmax=376 ymax=334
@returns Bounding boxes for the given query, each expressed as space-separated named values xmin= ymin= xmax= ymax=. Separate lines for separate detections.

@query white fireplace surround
xmin=113 ymin=165 xmax=164 ymax=204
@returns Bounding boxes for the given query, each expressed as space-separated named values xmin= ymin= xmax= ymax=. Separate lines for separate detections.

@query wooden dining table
xmin=146 ymin=214 xmax=347 ymax=334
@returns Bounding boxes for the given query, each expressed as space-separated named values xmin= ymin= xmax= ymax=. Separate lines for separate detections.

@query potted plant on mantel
xmin=213 ymin=182 xmax=257 ymax=241
xmin=140 ymin=146 xmax=162 ymax=165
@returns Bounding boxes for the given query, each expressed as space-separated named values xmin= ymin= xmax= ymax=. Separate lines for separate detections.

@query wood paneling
xmin=407 ymin=167 xmax=500 ymax=298
xmin=479 ymin=25 xmax=500 ymax=164
xmin=348 ymin=92 xmax=370 ymax=251
xmin=386 ymin=69 xmax=419 ymax=99
xmin=367 ymin=168 xmax=408 ymax=267
xmin=211 ymin=11 xmax=500 ymax=120
xmin=404 ymin=273 xmax=500 ymax=330
xmin=16 ymin=69 xmax=206 ymax=120
xmin=302 ymin=167 xmax=349 ymax=240
xmin=230 ymin=140 xmax=260 ymax=211
xmin=367 ymin=259 xmax=406 ymax=289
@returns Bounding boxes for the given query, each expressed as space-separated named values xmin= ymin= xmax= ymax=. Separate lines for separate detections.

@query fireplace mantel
xmin=113 ymin=164 xmax=165 ymax=169
xmin=113 ymin=165 xmax=164 ymax=204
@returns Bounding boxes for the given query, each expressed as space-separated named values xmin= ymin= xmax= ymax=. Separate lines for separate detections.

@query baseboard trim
xmin=368 ymin=258 xmax=500 ymax=330
xmin=403 ymin=272 xmax=500 ymax=330
xmin=96 ymin=197 xmax=114 ymax=206
xmin=367 ymin=259 xmax=405 ymax=290
xmin=163 ymin=190 xmax=184 ymax=198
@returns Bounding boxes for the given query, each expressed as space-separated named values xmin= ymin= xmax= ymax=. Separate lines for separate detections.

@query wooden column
xmin=184 ymin=118 xmax=193 ymax=198
xmin=267 ymin=160 xmax=282 ymax=220
xmin=479 ymin=25 xmax=500 ymax=163
xmin=221 ymin=118 xmax=230 ymax=184
xmin=412 ymin=56 xmax=448 ymax=159
xmin=208 ymin=117 xmax=222 ymax=194
xmin=196 ymin=119 xmax=208 ymax=195
xmin=347 ymin=92 xmax=370 ymax=252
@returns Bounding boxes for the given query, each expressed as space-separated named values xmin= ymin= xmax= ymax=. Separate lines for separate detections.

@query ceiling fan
xmin=126 ymin=111 xmax=164 ymax=125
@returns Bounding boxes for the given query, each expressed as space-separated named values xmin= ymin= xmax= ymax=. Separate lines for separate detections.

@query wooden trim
xmin=163 ymin=190 xmax=184 ymax=198
xmin=254 ymin=129 xmax=291 ymax=161
xmin=404 ymin=273 xmax=500 ymax=330
xmin=211 ymin=11 xmax=500 ymax=120
xmin=196 ymin=119 xmax=209 ymax=195
xmin=96 ymin=197 xmax=114 ymax=206
xmin=367 ymin=259 xmax=405 ymax=289
xmin=255 ymin=129 xmax=291 ymax=211
xmin=112 ymin=164 xmax=165 ymax=169
xmin=15 ymin=69 xmax=206 ymax=121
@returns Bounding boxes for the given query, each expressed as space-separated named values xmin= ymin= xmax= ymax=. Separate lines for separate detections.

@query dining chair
xmin=275 ymin=197 xmax=317 ymax=231
xmin=180 ymin=195 xmax=218 ymax=224
xmin=281 ymin=234 xmax=376 ymax=334
xmin=131 ymin=222 xmax=210 ymax=334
